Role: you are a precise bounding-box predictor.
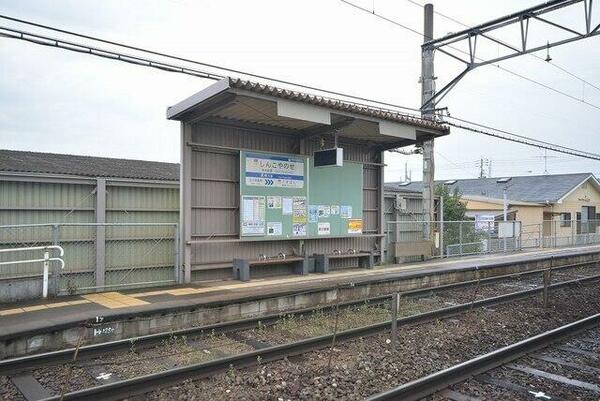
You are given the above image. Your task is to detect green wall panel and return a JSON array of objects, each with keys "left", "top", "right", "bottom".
[{"left": 239, "top": 150, "right": 363, "bottom": 241}]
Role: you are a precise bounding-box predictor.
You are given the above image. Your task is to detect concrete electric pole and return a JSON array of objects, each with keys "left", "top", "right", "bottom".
[{"left": 421, "top": 3, "right": 436, "bottom": 245}]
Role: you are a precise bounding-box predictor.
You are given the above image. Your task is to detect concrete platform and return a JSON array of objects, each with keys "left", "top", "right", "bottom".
[{"left": 2, "top": 245, "right": 600, "bottom": 358}]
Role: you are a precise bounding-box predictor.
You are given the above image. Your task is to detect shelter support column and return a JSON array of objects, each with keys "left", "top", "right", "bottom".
[
  {"left": 378, "top": 151, "right": 385, "bottom": 262},
  {"left": 180, "top": 123, "right": 193, "bottom": 283}
]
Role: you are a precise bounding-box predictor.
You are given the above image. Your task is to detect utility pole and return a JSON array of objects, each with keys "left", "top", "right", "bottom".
[{"left": 421, "top": 3, "right": 435, "bottom": 246}]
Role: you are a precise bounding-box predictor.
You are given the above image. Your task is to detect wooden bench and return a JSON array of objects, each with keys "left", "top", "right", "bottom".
[
  {"left": 233, "top": 255, "right": 309, "bottom": 282},
  {"left": 313, "top": 250, "right": 375, "bottom": 274}
]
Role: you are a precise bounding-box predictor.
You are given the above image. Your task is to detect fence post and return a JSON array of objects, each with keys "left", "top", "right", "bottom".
[
  {"left": 459, "top": 222, "right": 463, "bottom": 255},
  {"left": 174, "top": 224, "right": 181, "bottom": 284},
  {"left": 391, "top": 292, "right": 399, "bottom": 351},
  {"left": 42, "top": 250, "right": 49, "bottom": 299},
  {"left": 95, "top": 178, "right": 106, "bottom": 291},
  {"left": 51, "top": 224, "right": 60, "bottom": 296}
]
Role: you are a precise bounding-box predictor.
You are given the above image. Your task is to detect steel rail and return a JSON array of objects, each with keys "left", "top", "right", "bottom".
[
  {"left": 1, "top": 259, "right": 597, "bottom": 375},
  {"left": 366, "top": 313, "right": 600, "bottom": 401},
  {"left": 37, "top": 274, "right": 600, "bottom": 401}
]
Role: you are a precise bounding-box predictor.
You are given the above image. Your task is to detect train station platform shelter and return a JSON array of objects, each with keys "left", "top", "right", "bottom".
[{"left": 167, "top": 78, "right": 449, "bottom": 283}]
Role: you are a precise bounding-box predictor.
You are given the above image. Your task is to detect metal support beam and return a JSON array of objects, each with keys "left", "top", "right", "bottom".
[
  {"left": 298, "top": 117, "right": 354, "bottom": 140},
  {"left": 422, "top": 0, "right": 599, "bottom": 104},
  {"left": 379, "top": 151, "right": 385, "bottom": 262},
  {"left": 180, "top": 123, "right": 193, "bottom": 283},
  {"left": 95, "top": 178, "right": 106, "bottom": 291}
]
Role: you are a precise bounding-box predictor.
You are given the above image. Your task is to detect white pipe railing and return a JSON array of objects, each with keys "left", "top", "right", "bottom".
[{"left": 0, "top": 246, "right": 65, "bottom": 298}]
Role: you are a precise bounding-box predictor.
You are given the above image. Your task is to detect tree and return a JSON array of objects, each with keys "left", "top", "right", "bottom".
[
  {"left": 435, "top": 184, "right": 484, "bottom": 254},
  {"left": 435, "top": 184, "right": 467, "bottom": 221}
]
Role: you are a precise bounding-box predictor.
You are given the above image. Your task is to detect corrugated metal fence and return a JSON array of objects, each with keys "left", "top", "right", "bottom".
[{"left": 0, "top": 223, "right": 178, "bottom": 296}]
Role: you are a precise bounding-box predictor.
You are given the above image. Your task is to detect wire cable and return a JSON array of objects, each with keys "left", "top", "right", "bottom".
[
  {"left": 339, "top": 0, "right": 600, "bottom": 111},
  {"left": 0, "top": 14, "right": 425, "bottom": 116},
  {"left": 444, "top": 120, "right": 600, "bottom": 161},
  {"left": 403, "top": 0, "right": 600, "bottom": 95}
]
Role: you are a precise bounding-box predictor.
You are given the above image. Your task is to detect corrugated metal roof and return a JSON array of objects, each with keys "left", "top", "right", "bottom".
[
  {"left": 385, "top": 173, "right": 599, "bottom": 204},
  {"left": 0, "top": 149, "right": 179, "bottom": 181},
  {"left": 228, "top": 78, "right": 448, "bottom": 133}
]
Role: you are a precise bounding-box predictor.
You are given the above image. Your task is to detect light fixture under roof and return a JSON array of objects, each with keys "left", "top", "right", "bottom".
[
  {"left": 444, "top": 180, "right": 457, "bottom": 185},
  {"left": 397, "top": 182, "right": 411, "bottom": 186},
  {"left": 496, "top": 177, "right": 512, "bottom": 183}
]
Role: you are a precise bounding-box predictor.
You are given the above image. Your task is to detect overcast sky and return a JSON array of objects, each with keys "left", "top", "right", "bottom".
[{"left": 1, "top": 0, "right": 599, "bottom": 181}]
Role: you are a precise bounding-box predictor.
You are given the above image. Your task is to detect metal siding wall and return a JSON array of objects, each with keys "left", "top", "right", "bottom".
[{"left": 188, "top": 123, "right": 380, "bottom": 278}]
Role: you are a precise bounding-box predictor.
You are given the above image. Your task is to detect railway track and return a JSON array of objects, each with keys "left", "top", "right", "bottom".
[
  {"left": 1, "top": 259, "right": 597, "bottom": 375},
  {"left": 1, "top": 265, "right": 598, "bottom": 401},
  {"left": 367, "top": 315, "right": 600, "bottom": 401}
]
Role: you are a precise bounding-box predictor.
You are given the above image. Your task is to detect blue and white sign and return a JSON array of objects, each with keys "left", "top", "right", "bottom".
[{"left": 245, "top": 153, "right": 304, "bottom": 189}]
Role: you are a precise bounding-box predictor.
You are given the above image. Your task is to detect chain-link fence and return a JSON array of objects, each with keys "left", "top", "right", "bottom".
[
  {"left": 386, "top": 219, "right": 522, "bottom": 261},
  {"left": 0, "top": 223, "right": 179, "bottom": 297},
  {"left": 522, "top": 219, "right": 600, "bottom": 249}
]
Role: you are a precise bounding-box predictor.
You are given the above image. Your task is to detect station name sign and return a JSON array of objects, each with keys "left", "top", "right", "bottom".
[{"left": 245, "top": 153, "right": 304, "bottom": 189}]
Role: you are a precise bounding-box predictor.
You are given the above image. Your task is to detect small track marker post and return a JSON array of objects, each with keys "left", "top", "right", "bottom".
[
  {"left": 391, "top": 292, "right": 399, "bottom": 351},
  {"left": 327, "top": 286, "right": 340, "bottom": 372},
  {"left": 543, "top": 269, "right": 551, "bottom": 308},
  {"left": 470, "top": 266, "right": 481, "bottom": 312}
]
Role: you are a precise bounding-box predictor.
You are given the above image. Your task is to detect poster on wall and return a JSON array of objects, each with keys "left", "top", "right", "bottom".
[
  {"left": 347, "top": 219, "right": 363, "bottom": 234},
  {"left": 267, "top": 196, "right": 282, "bottom": 209},
  {"left": 267, "top": 222, "right": 283, "bottom": 236},
  {"left": 318, "top": 222, "right": 331, "bottom": 235},
  {"left": 308, "top": 205, "right": 318, "bottom": 223},
  {"left": 282, "top": 197, "right": 293, "bottom": 215},
  {"left": 245, "top": 153, "right": 304, "bottom": 188},
  {"left": 331, "top": 205, "right": 340, "bottom": 215},
  {"left": 341, "top": 205, "right": 353, "bottom": 219},
  {"left": 292, "top": 196, "right": 307, "bottom": 236},
  {"left": 241, "top": 196, "right": 266, "bottom": 235},
  {"left": 317, "top": 205, "right": 331, "bottom": 218}
]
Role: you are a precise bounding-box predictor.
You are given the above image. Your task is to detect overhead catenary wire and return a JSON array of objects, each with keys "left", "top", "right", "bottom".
[
  {"left": 339, "top": 0, "right": 600, "bottom": 111},
  {"left": 1, "top": 12, "right": 598, "bottom": 163},
  {"left": 0, "top": 14, "right": 425, "bottom": 116},
  {"left": 444, "top": 120, "right": 600, "bottom": 161},
  {"left": 403, "top": 0, "right": 600, "bottom": 95},
  {"left": 445, "top": 115, "right": 600, "bottom": 159}
]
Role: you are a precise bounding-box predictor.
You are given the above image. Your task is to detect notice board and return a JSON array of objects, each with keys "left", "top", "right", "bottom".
[{"left": 240, "top": 150, "right": 363, "bottom": 240}]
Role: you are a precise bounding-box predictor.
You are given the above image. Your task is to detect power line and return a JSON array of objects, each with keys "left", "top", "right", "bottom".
[
  {"left": 339, "top": 0, "right": 600, "bottom": 111},
  {"left": 404, "top": 0, "right": 600, "bottom": 95},
  {"left": 1, "top": 12, "right": 598, "bottom": 163},
  {"left": 0, "top": 14, "right": 425, "bottom": 116},
  {"left": 445, "top": 115, "right": 600, "bottom": 159},
  {"left": 444, "top": 119, "right": 600, "bottom": 161}
]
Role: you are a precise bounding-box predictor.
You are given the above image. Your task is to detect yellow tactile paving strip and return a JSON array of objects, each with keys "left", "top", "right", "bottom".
[
  {"left": 82, "top": 292, "right": 149, "bottom": 309},
  {"left": 0, "top": 300, "right": 91, "bottom": 316},
  {"left": 0, "top": 245, "right": 597, "bottom": 317}
]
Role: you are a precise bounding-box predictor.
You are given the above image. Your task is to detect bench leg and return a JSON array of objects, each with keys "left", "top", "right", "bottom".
[
  {"left": 314, "top": 254, "right": 329, "bottom": 274},
  {"left": 233, "top": 259, "right": 250, "bottom": 282},
  {"left": 360, "top": 253, "right": 374, "bottom": 269},
  {"left": 293, "top": 257, "right": 309, "bottom": 275}
]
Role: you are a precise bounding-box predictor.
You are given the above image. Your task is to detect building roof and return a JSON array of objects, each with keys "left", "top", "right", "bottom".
[
  {"left": 227, "top": 78, "right": 447, "bottom": 132},
  {"left": 386, "top": 173, "right": 600, "bottom": 204},
  {"left": 0, "top": 149, "right": 179, "bottom": 181},
  {"left": 167, "top": 78, "right": 448, "bottom": 150}
]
